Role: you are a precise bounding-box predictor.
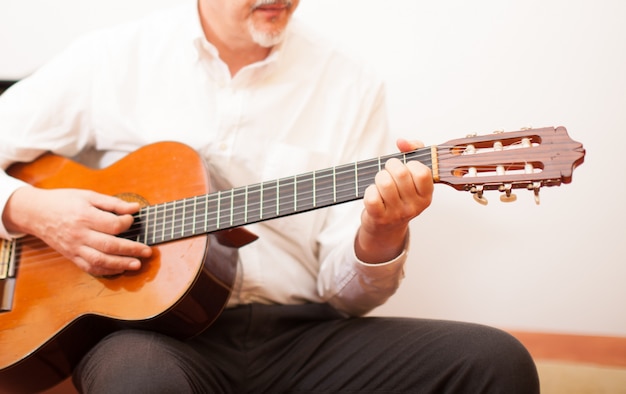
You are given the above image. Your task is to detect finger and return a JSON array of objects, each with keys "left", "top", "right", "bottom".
[
  {"left": 406, "top": 161, "right": 435, "bottom": 199},
  {"left": 396, "top": 138, "right": 425, "bottom": 152},
  {"left": 87, "top": 191, "right": 142, "bottom": 215},
  {"left": 362, "top": 184, "right": 386, "bottom": 219},
  {"left": 87, "top": 206, "right": 138, "bottom": 236},
  {"left": 384, "top": 158, "right": 417, "bottom": 202},
  {"left": 87, "top": 231, "right": 152, "bottom": 260},
  {"left": 78, "top": 243, "right": 145, "bottom": 275}
]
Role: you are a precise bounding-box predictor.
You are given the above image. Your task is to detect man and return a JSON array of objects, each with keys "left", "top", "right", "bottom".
[{"left": 0, "top": 0, "right": 539, "bottom": 392}]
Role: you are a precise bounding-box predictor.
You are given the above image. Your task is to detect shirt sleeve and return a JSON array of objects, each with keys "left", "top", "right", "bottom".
[
  {"left": 0, "top": 172, "right": 31, "bottom": 239},
  {"left": 315, "top": 73, "right": 410, "bottom": 316},
  {"left": 318, "top": 224, "right": 409, "bottom": 317},
  {"left": 0, "top": 34, "right": 98, "bottom": 239}
]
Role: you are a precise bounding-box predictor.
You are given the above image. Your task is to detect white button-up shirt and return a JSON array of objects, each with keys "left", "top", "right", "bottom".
[{"left": 0, "top": 4, "right": 407, "bottom": 316}]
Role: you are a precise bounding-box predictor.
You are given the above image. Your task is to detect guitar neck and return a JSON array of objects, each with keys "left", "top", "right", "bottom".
[{"left": 122, "top": 147, "right": 434, "bottom": 246}]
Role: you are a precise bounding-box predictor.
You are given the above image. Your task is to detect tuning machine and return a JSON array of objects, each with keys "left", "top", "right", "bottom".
[
  {"left": 470, "top": 185, "right": 488, "bottom": 205},
  {"left": 499, "top": 183, "right": 517, "bottom": 203},
  {"left": 527, "top": 182, "right": 541, "bottom": 205}
]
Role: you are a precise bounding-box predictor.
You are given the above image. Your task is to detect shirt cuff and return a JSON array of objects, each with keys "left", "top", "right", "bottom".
[
  {"left": 352, "top": 229, "right": 411, "bottom": 269},
  {"left": 0, "top": 171, "right": 31, "bottom": 239}
]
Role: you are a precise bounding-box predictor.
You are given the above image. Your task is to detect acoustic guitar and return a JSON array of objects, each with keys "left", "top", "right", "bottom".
[{"left": 0, "top": 126, "right": 585, "bottom": 393}]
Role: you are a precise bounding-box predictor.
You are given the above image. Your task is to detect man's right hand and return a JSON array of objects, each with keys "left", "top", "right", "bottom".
[{"left": 2, "top": 186, "right": 152, "bottom": 276}]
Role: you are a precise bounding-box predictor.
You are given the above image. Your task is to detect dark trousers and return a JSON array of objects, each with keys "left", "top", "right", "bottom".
[{"left": 73, "top": 303, "right": 539, "bottom": 393}]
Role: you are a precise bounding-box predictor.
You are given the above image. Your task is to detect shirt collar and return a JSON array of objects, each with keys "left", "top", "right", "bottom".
[{"left": 188, "top": 3, "right": 287, "bottom": 78}]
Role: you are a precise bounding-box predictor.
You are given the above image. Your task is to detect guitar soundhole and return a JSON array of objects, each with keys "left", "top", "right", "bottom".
[{"left": 115, "top": 192, "right": 150, "bottom": 207}]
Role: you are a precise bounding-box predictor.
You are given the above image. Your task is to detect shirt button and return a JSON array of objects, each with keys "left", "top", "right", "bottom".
[{"left": 219, "top": 142, "right": 228, "bottom": 151}]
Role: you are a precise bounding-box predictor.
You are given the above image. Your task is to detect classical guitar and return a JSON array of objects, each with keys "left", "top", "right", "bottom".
[{"left": 0, "top": 126, "right": 584, "bottom": 393}]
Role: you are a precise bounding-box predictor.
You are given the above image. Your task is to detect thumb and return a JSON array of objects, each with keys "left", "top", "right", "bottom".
[{"left": 396, "top": 138, "right": 425, "bottom": 153}]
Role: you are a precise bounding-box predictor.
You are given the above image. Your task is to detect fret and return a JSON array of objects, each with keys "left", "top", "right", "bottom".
[
  {"left": 293, "top": 175, "right": 298, "bottom": 211},
  {"left": 216, "top": 191, "right": 222, "bottom": 229},
  {"left": 191, "top": 196, "right": 197, "bottom": 235},
  {"left": 142, "top": 206, "right": 150, "bottom": 244},
  {"left": 277, "top": 176, "right": 295, "bottom": 216},
  {"left": 229, "top": 189, "right": 234, "bottom": 226},
  {"left": 149, "top": 205, "right": 159, "bottom": 244},
  {"left": 334, "top": 163, "right": 359, "bottom": 203},
  {"left": 332, "top": 166, "right": 337, "bottom": 203},
  {"left": 230, "top": 187, "right": 248, "bottom": 227},
  {"left": 313, "top": 168, "right": 334, "bottom": 208},
  {"left": 276, "top": 179, "right": 280, "bottom": 216},
  {"left": 170, "top": 201, "right": 177, "bottom": 240},
  {"left": 119, "top": 146, "right": 435, "bottom": 247},
  {"left": 160, "top": 202, "right": 168, "bottom": 243},
  {"left": 354, "top": 161, "right": 359, "bottom": 197},
  {"left": 203, "top": 194, "right": 209, "bottom": 233},
  {"left": 125, "top": 206, "right": 144, "bottom": 244},
  {"left": 260, "top": 180, "right": 278, "bottom": 220},
  {"left": 295, "top": 172, "right": 315, "bottom": 212},
  {"left": 245, "top": 183, "right": 263, "bottom": 224},
  {"left": 204, "top": 193, "right": 220, "bottom": 233},
  {"left": 356, "top": 157, "right": 379, "bottom": 197},
  {"left": 182, "top": 198, "right": 196, "bottom": 239},
  {"left": 180, "top": 199, "right": 186, "bottom": 238},
  {"left": 259, "top": 183, "right": 264, "bottom": 219},
  {"left": 312, "top": 170, "right": 316, "bottom": 207},
  {"left": 244, "top": 186, "right": 249, "bottom": 223},
  {"left": 193, "top": 195, "right": 207, "bottom": 234}
]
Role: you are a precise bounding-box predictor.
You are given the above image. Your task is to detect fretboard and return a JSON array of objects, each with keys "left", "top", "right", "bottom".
[{"left": 122, "top": 148, "right": 433, "bottom": 246}]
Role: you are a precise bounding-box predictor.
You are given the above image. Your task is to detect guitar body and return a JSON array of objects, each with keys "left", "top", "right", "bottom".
[{"left": 0, "top": 142, "right": 238, "bottom": 393}]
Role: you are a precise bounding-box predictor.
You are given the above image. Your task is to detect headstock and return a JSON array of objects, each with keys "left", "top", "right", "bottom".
[{"left": 433, "top": 126, "right": 585, "bottom": 205}]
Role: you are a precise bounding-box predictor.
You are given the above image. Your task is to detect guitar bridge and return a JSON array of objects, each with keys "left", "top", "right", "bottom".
[{"left": 0, "top": 239, "right": 17, "bottom": 312}]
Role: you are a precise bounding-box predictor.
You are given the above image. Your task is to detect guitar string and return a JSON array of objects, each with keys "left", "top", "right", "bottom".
[
  {"left": 8, "top": 144, "right": 542, "bottom": 256},
  {"left": 121, "top": 149, "right": 437, "bottom": 241},
  {"left": 5, "top": 143, "right": 546, "bottom": 265},
  {"left": 5, "top": 149, "right": 432, "bottom": 264},
  {"left": 120, "top": 145, "right": 541, "bottom": 242}
]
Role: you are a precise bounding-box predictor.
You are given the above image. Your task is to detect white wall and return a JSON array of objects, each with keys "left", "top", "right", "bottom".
[{"left": 1, "top": 0, "right": 624, "bottom": 336}]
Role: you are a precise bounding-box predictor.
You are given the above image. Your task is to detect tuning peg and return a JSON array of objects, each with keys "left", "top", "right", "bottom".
[
  {"left": 471, "top": 185, "right": 488, "bottom": 205},
  {"left": 499, "top": 184, "right": 517, "bottom": 203},
  {"left": 526, "top": 182, "right": 541, "bottom": 205},
  {"left": 532, "top": 182, "right": 541, "bottom": 205}
]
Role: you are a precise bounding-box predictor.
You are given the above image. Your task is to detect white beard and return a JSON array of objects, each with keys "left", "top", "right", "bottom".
[
  {"left": 248, "top": 0, "right": 293, "bottom": 47},
  {"left": 247, "top": 18, "right": 288, "bottom": 48}
]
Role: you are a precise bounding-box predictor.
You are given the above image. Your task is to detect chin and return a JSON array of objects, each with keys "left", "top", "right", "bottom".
[{"left": 248, "top": 21, "right": 288, "bottom": 47}]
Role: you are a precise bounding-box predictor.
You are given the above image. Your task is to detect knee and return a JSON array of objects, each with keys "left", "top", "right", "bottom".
[
  {"left": 73, "top": 330, "right": 195, "bottom": 394},
  {"left": 459, "top": 325, "right": 540, "bottom": 393}
]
